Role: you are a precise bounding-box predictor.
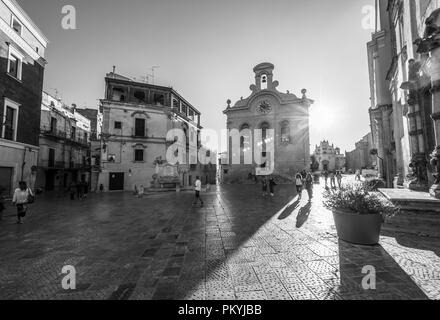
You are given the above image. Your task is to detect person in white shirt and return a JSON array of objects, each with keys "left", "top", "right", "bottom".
[
  {"left": 12, "top": 181, "right": 33, "bottom": 224},
  {"left": 193, "top": 176, "right": 204, "bottom": 207}
]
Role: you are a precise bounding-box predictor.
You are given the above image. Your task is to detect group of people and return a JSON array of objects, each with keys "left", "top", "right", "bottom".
[
  {"left": 68, "top": 180, "right": 89, "bottom": 200},
  {"left": 295, "top": 171, "right": 315, "bottom": 201},
  {"left": 322, "top": 170, "right": 343, "bottom": 189}
]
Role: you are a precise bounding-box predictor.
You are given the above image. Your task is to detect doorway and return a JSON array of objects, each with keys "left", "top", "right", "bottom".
[
  {"left": 45, "top": 170, "right": 56, "bottom": 191},
  {"left": 0, "top": 167, "right": 13, "bottom": 196},
  {"left": 109, "top": 172, "right": 124, "bottom": 191}
]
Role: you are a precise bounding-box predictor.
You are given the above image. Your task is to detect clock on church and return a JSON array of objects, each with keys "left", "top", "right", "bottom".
[{"left": 258, "top": 101, "right": 272, "bottom": 114}]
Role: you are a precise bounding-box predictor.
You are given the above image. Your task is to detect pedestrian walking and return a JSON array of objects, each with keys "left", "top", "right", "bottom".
[
  {"left": 305, "top": 172, "right": 314, "bottom": 201},
  {"left": 193, "top": 176, "right": 204, "bottom": 207},
  {"left": 262, "top": 178, "right": 268, "bottom": 197},
  {"left": 138, "top": 185, "right": 145, "bottom": 198},
  {"left": 323, "top": 170, "right": 329, "bottom": 188},
  {"left": 295, "top": 173, "right": 303, "bottom": 199},
  {"left": 269, "top": 177, "right": 277, "bottom": 197},
  {"left": 355, "top": 169, "right": 362, "bottom": 181},
  {"left": 12, "top": 181, "right": 34, "bottom": 224},
  {"left": 77, "top": 181, "right": 84, "bottom": 200},
  {"left": 330, "top": 171, "right": 337, "bottom": 189},
  {"left": 83, "top": 181, "right": 89, "bottom": 199},
  {"left": 69, "top": 181, "right": 77, "bottom": 200},
  {"left": 336, "top": 170, "right": 343, "bottom": 188},
  {"left": 99, "top": 184, "right": 104, "bottom": 192}
]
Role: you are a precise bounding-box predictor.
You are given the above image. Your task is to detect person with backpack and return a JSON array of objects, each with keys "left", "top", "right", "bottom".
[{"left": 12, "top": 181, "right": 34, "bottom": 224}]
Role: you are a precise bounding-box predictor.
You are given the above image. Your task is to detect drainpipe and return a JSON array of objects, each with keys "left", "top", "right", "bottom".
[{"left": 21, "top": 147, "right": 28, "bottom": 181}]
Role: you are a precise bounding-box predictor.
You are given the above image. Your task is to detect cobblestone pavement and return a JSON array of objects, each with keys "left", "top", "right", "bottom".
[{"left": 0, "top": 179, "right": 440, "bottom": 300}]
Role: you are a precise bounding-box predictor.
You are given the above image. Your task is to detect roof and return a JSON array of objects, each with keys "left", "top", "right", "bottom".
[
  {"left": 105, "top": 72, "right": 202, "bottom": 115},
  {"left": 7, "top": 0, "right": 49, "bottom": 45}
]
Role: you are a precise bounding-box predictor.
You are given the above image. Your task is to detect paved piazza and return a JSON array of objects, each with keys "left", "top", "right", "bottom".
[{"left": 1, "top": 180, "right": 440, "bottom": 300}]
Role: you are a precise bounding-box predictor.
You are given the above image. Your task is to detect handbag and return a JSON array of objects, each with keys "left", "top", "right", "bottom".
[{"left": 27, "top": 189, "right": 35, "bottom": 204}]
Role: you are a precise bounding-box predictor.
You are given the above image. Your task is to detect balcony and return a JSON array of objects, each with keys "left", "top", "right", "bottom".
[
  {"left": 38, "top": 160, "right": 66, "bottom": 169},
  {"left": 41, "top": 126, "right": 67, "bottom": 139}
]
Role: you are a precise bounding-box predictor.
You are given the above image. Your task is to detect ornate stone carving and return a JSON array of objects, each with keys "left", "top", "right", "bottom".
[
  {"left": 430, "top": 146, "right": 440, "bottom": 185},
  {"left": 430, "top": 146, "right": 440, "bottom": 199},
  {"left": 415, "top": 9, "right": 440, "bottom": 53},
  {"left": 407, "top": 155, "right": 429, "bottom": 190}
]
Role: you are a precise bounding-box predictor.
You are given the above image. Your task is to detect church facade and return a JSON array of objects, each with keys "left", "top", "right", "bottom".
[
  {"left": 222, "top": 63, "right": 313, "bottom": 182},
  {"left": 313, "top": 140, "right": 346, "bottom": 172}
]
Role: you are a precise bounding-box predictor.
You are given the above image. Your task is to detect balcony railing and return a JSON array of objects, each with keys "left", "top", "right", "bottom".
[
  {"left": 41, "top": 126, "right": 90, "bottom": 147},
  {"left": 41, "top": 126, "right": 67, "bottom": 139}
]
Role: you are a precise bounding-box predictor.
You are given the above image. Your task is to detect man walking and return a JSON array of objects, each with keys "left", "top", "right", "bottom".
[
  {"left": 193, "top": 176, "right": 204, "bottom": 207},
  {"left": 269, "top": 177, "right": 277, "bottom": 197},
  {"left": 323, "top": 170, "right": 329, "bottom": 188},
  {"left": 330, "top": 171, "right": 337, "bottom": 189},
  {"left": 336, "top": 171, "right": 343, "bottom": 188},
  {"left": 305, "top": 172, "right": 314, "bottom": 202},
  {"left": 295, "top": 173, "right": 303, "bottom": 199}
]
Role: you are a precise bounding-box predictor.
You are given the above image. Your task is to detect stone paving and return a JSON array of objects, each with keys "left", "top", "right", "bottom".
[{"left": 0, "top": 179, "right": 440, "bottom": 300}]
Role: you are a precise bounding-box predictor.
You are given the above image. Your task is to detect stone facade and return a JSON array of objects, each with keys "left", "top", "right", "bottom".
[
  {"left": 368, "top": 0, "right": 440, "bottom": 198},
  {"left": 0, "top": 0, "right": 48, "bottom": 196},
  {"left": 35, "top": 92, "right": 92, "bottom": 192},
  {"left": 222, "top": 63, "right": 313, "bottom": 182},
  {"left": 345, "top": 133, "right": 375, "bottom": 172},
  {"left": 313, "top": 141, "right": 346, "bottom": 172},
  {"left": 96, "top": 72, "right": 216, "bottom": 192}
]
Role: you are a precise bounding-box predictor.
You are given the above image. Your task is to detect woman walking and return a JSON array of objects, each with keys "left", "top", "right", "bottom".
[
  {"left": 305, "top": 173, "right": 314, "bottom": 202},
  {"left": 295, "top": 173, "right": 303, "bottom": 199},
  {"left": 12, "top": 181, "right": 33, "bottom": 224}
]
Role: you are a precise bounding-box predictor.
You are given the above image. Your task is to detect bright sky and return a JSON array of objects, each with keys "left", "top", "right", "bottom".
[{"left": 18, "top": 0, "right": 375, "bottom": 153}]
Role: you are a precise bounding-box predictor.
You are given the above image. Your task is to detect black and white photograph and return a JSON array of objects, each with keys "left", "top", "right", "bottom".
[{"left": 0, "top": 0, "right": 440, "bottom": 310}]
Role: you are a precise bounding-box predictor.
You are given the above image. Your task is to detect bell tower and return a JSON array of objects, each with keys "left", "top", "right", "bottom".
[{"left": 253, "top": 62, "right": 276, "bottom": 91}]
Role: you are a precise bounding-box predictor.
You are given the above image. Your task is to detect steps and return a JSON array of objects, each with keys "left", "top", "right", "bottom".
[{"left": 379, "top": 188, "right": 440, "bottom": 238}]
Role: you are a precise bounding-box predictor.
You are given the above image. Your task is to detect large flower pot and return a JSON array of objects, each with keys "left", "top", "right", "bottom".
[{"left": 332, "top": 209, "right": 383, "bottom": 245}]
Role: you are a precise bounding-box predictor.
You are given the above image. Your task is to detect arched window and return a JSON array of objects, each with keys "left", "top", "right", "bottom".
[{"left": 281, "top": 121, "right": 290, "bottom": 143}]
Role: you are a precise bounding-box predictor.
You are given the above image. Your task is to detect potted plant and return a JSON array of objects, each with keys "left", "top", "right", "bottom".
[{"left": 323, "top": 183, "right": 398, "bottom": 245}]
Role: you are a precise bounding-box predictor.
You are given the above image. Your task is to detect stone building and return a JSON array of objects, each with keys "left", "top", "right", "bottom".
[
  {"left": 35, "top": 92, "right": 92, "bottom": 191},
  {"left": 0, "top": 0, "right": 48, "bottom": 196},
  {"left": 96, "top": 71, "right": 216, "bottom": 192},
  {"left": 222, "top": 63, "right": 313, "bottom": 182},
  {"left": 313, "top": 141, "right": 346, "bottom": 172},
  {"left": 76, "top": 108, "right": 102, "bottom": 141},
  {"left": 345, "top": 133, "right": 376, "bottom": 172},
  {"left": 368, "top": 0, "right": 440, "bottom": 198}
]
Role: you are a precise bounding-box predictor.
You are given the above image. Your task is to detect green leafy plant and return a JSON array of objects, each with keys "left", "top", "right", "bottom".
[{"left": 323, "top": 183, "right": 399, "bottom": 219}]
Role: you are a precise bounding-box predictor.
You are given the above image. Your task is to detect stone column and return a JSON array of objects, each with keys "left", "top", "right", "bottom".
[{"left": 429, "top": 48, "right": 440, "bottom": 198}]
